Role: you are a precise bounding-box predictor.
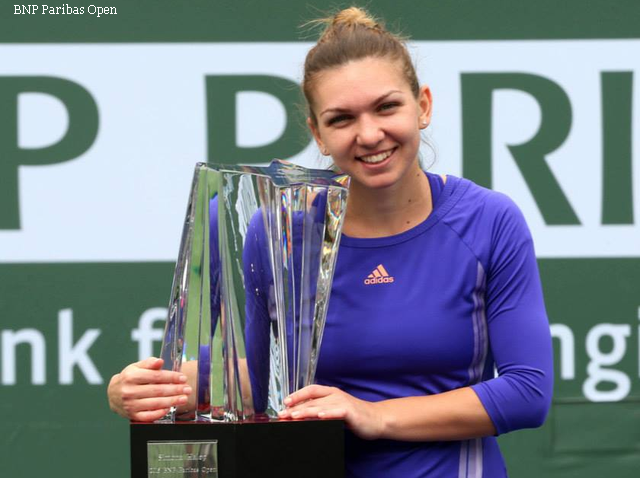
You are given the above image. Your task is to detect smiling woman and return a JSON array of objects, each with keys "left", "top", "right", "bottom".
[
  {"left": 302, "top": 8, "right": 434, "bottom": 238},
  {"left": 308, "top": 57, "right": 430, "bottom": 186},
  {"left": 278, "top": 7, "right": 554, "bottom": 478},
  {"left": 107, "top": 6, "right": 553, "bottom": 478},
  {"left": 306, "top": 56, "right": 433, "bottom": 237}
]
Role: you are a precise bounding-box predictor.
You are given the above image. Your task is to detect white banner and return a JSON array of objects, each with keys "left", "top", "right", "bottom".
[{"left": 0, "top": 41, "right": 638, "bottom": 261}]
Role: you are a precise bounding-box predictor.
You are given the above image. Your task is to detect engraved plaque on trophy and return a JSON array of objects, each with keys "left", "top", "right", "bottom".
[
  {"left": 130, "top": 160, "right": 349, "bottom": 478},
  {"left": 147, "top": 441, "right": 218, "bottom": 477}
]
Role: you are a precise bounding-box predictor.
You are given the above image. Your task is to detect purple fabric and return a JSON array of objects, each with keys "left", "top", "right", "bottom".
[{"left": 313, "top": 173, "right": 552, "bottom": 478}]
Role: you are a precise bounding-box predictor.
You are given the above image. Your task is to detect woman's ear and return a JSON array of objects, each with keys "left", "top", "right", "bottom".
[
  {"left": 418, "top": 85, "right": 433, "bottom": 129},
  {"left": 307, "top": 117, "right": 329, "bottom": 156}
]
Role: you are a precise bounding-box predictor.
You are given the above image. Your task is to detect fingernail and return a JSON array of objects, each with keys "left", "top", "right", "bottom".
[
  {"left": 178, "top": 395, "right": 188, "bottom": 404},
  {"left": 183, "top": 386, "right": 192, "bottom": 394},
  {"left": 291, "top": 411, "right": 300, "bottom": 418},
  {"left": 179, "top": 375, "right": 187, "bottom": 382},
  {"left": 284, "top": 397, "right": 292, "bottom": 405},
  {"left": 318, "top": 412, "right": 326, "bottom": 418}
]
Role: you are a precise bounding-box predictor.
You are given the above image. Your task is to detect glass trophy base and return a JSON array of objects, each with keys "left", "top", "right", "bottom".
[{"left": 130, "top": 419, "right": 345, "bottom": 478}]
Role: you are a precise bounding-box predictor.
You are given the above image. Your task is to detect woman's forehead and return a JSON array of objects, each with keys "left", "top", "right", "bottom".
[{"left": 312, "top": 57, "right": 411, "bottom": 110}]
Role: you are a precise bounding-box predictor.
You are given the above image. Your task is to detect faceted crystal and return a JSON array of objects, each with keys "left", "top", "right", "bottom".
[{"left": 159, "top": 160, "right": 349, "bottom": 422}]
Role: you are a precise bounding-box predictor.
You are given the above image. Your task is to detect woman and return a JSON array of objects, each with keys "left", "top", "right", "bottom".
[{"left": 109, "top": 7, "right": 553, "bottom": 477}]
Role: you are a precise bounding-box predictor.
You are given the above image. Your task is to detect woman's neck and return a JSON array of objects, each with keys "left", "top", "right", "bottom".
[{"left": 342, "top": 165, "right": 433, "bottom": 238}]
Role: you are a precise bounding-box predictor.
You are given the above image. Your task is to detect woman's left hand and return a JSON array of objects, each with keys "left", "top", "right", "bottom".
[{"left": 278, "top": 384, "right": 385, "bottom": 440}]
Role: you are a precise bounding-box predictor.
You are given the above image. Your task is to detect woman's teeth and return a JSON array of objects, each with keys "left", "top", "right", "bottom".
[{"left": 359, "top": 149, "right": 394, "bottom": 164}]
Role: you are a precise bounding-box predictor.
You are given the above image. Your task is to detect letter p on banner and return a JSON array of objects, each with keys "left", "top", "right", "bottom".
[
  {"left": 0, "top": 76, "right": 99, "bottom": 230},
  {"left": 206, "top": 75, "right": 306, "bottom": 165}
]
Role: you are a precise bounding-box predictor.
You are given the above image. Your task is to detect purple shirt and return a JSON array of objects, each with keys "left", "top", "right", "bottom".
[{"left": 313, "top": 173, "right": 553, "bottom": 478}]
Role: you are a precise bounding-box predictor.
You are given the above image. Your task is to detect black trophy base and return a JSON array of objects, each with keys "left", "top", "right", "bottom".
[{"left": 130, "top": 419, "right": 345, "bottom": 478}]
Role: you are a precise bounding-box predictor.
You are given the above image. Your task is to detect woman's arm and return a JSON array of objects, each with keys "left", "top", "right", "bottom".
[{"left": 278, "top": 384, "right": 494, "bottom": 441}]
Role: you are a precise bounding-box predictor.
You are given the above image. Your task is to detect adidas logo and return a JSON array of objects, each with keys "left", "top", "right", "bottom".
[{"left": 364, "top": 264, "right": 395, "bottom": 285}]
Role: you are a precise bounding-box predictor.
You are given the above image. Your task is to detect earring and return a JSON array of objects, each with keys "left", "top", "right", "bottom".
[
  {"left": 322, "top": 148, "right": 329, "bottom": 155},
  {"left": 420, "top": 120, "right": 428, "bottom": 128}
]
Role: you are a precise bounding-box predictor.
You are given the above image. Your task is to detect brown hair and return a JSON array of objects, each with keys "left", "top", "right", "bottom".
[{"left": 302, "top": 6, "right": 420, "bottom": 125}]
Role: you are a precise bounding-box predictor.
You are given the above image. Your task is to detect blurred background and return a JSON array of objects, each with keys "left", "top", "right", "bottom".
[{"left": 1, "top": 1, "right": 639, "bottom": 476}]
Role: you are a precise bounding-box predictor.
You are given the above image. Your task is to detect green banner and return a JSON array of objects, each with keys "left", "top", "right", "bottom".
[
  {"left": 2, "top": 0, "right": 639, "bottom": 42},
  {"left": 1, "top": 2, "right": 639, "bottom": 477}
]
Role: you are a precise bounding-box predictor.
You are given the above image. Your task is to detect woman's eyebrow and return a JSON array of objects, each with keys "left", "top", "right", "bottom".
[{"left": 319, "top": 90, "right": 403, "bottom": 117}]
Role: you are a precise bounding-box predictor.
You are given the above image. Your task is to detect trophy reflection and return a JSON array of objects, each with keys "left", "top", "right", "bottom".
[{"left": 159, "top": 160, "right": 349, "bottom": 422}]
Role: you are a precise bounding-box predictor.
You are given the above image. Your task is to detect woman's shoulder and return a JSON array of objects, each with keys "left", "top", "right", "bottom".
[
  {"left": 440, "top": 175, "right": 525, "bottom": 221},
  {"left": 435, "top": 175, "right": 533, "bottom": 262}
]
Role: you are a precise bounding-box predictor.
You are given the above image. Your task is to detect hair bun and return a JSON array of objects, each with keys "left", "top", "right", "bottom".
[{"left": 333, "top": 7, "right": 379, "bottom": 29}]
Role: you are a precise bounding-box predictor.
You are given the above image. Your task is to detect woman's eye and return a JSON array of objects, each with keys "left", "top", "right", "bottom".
[
  {"left": 378, "top": 102, "right": 399, "bottom": 112},
  {"left": 327, "top": 115, "right": 350, "bottom": 126}
]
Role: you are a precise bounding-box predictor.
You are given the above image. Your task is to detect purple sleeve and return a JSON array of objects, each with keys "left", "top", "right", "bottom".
[{"left": 471, "top": 197, "right": 554, "bottom": 435}]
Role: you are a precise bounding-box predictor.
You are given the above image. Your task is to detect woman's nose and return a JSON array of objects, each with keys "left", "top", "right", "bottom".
[{"left": 355, "top": 116, "right": 384, "bottom": 147}]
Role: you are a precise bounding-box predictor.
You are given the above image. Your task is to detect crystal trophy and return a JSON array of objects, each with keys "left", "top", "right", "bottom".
[{"left": 130, "top": 160, "right": 349, "bottom": 478}]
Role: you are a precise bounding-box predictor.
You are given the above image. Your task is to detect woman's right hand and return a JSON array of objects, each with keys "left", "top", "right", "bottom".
[{"left": 107, "top": 357, "right": 192, "bottom": 422}]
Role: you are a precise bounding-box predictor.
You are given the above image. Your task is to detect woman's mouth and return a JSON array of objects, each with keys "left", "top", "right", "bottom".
[{"left": 357, "top": 147, "right": 397, "bottom": 164}]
